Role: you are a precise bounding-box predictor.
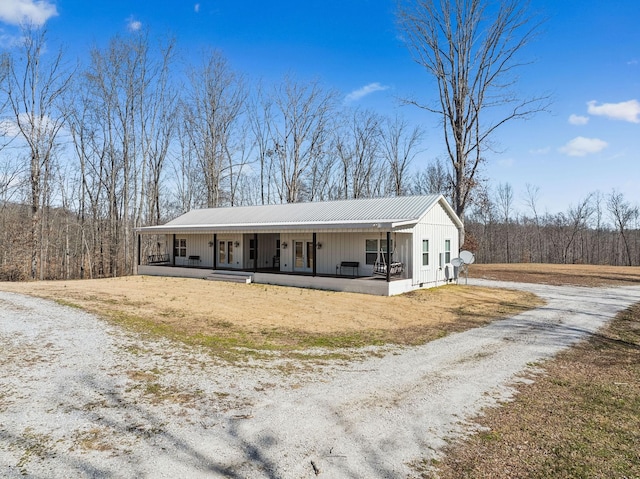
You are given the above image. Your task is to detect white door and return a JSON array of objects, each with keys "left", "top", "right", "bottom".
[{"left": 293, "top": 240, "right": 313, "bottom": 272}]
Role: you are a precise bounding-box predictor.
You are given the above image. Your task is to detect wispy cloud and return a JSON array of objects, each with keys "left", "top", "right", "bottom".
[
  {"left": 559, "top": 136, "right": 608, "bottom": 157},
  {"left": 0, "top": 29, "right": 23, "bottom": 48},
  {"left": 127, "top": 16, "right": 142, "bottom": 32},
  {"left": 568, "top": 114, "right": 589, "bottom": 126},
  {"left": 194, "top": 3, "right": 200, "bottom": 13},
  {"left": 587, "top": 99, "right": 640, "bottom": 123},
  {"left": 345, "top": 82, "right": 389, "bottom": 103},
  {"left": 0, "top": 0, "right": 57, "bottom": 26},
  {"left": 627, "top": 59, "right": 638, "bottom": 66},
  {"left": 529, "top": 146, "right": 551, "bottom": 155}
]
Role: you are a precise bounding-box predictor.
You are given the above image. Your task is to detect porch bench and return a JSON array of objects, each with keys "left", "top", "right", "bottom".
[
  {"left": 339, "top": 261, "right": 359, "bottom": 277},
  {"left": 188, "top": 255, "right": 201, "bottom": 266},
  {"left": 147, "top": 253, "right": 169, "bottom": 264}
]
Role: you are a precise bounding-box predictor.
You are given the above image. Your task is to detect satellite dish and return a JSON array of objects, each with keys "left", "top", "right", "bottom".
[
  {"left": 451, "top": 257, "right": 464, "bottom": 267},
  {"left": 460, "top": 250, "right": 475, "bottom": 264}
]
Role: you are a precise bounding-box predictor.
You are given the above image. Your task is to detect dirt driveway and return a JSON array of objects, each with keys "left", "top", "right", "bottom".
[{"left": 2, "top": 279, "right": 640, "bottom": 478}]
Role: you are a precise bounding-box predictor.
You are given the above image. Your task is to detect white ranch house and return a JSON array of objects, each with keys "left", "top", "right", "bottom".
[{"left": 136, "top": 194, "right": 463, "bottom": 296}]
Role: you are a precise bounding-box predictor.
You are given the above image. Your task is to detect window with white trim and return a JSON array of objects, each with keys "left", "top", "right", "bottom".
[
  {"left": 444, "top": 239, "right": 451, "bottom": 263},
  {"left": 422, "top": 239, "right": 429, "bottom": 266},
  {"left": 176, "top": 238, "right": 186, "bottom": 257}
]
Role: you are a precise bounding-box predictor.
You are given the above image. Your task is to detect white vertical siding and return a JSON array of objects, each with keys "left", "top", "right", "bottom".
[
  {"left": 172, "top": 234, "right": 215, "bottom": 267},
  {"left": 411, "top": 201, "right": 460, "bottom": 286}
]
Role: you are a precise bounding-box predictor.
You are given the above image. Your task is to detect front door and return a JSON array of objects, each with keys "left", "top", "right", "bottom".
[{"left": 293, "top": 240, "right": 313, "bottom": 272}]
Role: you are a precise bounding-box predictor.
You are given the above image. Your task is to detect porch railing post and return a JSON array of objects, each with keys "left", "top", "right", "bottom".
[
  {"left": 213, "top": 233, "right": 217, "bottom": 270},
  {"left": 253, "top": 233, "right": 258, "bottom": 273},
  {"left": 386, "top": 231, "right": 391, "bottom": 283},
  {"left": 312, "top": 232, "right": 317, "bottom": 277},
  {"left": 172, "top": 234, "right": 176, "bottom": 266}
]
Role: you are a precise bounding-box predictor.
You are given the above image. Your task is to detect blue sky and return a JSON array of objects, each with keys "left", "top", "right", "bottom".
[{"left": 1, "top": 0, "right": 638, "bottom": 215}]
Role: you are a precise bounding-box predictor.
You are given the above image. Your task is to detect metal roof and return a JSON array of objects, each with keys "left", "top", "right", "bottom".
[{"left": 137, "top": 195, "right": 463, "bottom": 233}]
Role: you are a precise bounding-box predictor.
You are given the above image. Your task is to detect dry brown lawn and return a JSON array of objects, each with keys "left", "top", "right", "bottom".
[
  {"left": 0, "top": 275, "right": 540, "bottom": 351},
  {"left": 429, "top": 302, "right": 640, "bottom": 479}
]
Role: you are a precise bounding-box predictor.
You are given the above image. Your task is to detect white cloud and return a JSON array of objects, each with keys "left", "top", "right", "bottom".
[
  {"left": 627, "top": 59, "right": 638, "bottom": 65},
  {"left": 0, "top": 0, "right": 57, "bottom": 26},
  {"left": 345, "top": 82, "right": 389, "bottom": 103},
  {"left": 587, "top": 99, "right": 640, "bottom": 123},
  {"left": 127, "top": 16, "right": 142, "bottom": 32},
  {"left": 559, "top": 136, "right": 608, "bottom": 157},
  {"left": 194, "top": 3, "right": 200, "bottom": 13},
  {"left": 568, "top": 114, "right": 589, "bottom": 125}
]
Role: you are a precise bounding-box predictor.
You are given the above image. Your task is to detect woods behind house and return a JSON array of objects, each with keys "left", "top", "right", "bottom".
[{"left": 0, "top": 28, "right": 638, "bottom": 281}]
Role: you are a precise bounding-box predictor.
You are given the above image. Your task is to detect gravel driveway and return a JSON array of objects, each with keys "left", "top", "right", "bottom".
[{"left": 1, "top": 279, "right": 639, "bottom": 478}]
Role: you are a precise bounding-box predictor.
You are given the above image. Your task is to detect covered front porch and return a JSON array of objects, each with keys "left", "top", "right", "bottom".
[{"left": 136, "top": 229, "right": 410, "bottom": 285}]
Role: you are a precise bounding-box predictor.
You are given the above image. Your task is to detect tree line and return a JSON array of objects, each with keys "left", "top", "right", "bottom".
[
  {"left": 0, "top": 27, "right": 436, "bottom": 281},
  {"left": 466, "top": 184, "right": 640, "bottom": 267}
]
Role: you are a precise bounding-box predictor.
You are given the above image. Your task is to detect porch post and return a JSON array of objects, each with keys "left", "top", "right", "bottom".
[
  {"left": 172, "top": 234, "right": 176, "bottom": 266},
  {"left": 253, "top": 233, "right": 258, "bottom": 272},
  {"left": 137, "top": 233, "right": 141, "bottom": 267},
  {"left": 213, "top": 233, "right": 217, "bottom": 270},
  {"left": 312, "top": 232, "right": 317, "bottom": 277},
  {"left": 386, "top": 231, "right": 391, "bottom": 283}
]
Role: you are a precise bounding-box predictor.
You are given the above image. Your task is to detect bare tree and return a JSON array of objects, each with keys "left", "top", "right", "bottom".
[
  {"left": 607, "top": 190, "right": 638, "bottom": 266},
  {"left": 4, "top": 26, "right": 72, "bottom": 279},
  {"left": 268, "top": 76, "right": 337, "bottom": 203},
  {"left": 248, "top": 83, "right": 273, "bottom": 205},
  {"left": 334, "top": 108, "right": 382, "bottom": 199},
  {"left": 496, "top": 182, "right": 514, "bottom": 262},
  {"left": 412, "top": 158, "right": 450, "bottom": 198},
  {"left": 184, "top": 50, "right": 247, "bottom": 208},
  {"left": 381, "top": 115, "right": 423, "bottom": 196},
  {"left": 398, "top": 0, "right": 549, "bottom": 241}
]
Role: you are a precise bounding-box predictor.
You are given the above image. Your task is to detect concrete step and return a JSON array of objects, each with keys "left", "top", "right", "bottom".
[{"left": 206, "top": 272, "right": 252, "bottom": 284}]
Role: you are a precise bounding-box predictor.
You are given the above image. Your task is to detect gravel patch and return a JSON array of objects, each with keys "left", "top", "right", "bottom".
[{"left": 1, "top": 279, "right": 639, "bottom": 478}]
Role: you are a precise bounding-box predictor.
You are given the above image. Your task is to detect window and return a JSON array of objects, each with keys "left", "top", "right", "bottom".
[
  {"left": 176, "top": 238, "right": 186, "bottom": 257},
  {"left": 444, "top": 239, "right": 451, "bottom": 264},
  {"left": 276, "top": 239, "right": 281, "bottom": 258},
  {"left": 422, "top": 239, "right": 429, "bottom": 266},
  {"left": 227, "top": 241, "right": 234, "bottom": 263},
  {"left": 365, "top": 239, "right": 378, "bottom": 265},
  {"left": 219, "top": 241, "right": 226, "bottom": 264},
  {"left": 365, "top": 238, "right": 392, "bottom": 265},
  {"left": 249, "top": 238, "right": 256, "bottom": 260}
]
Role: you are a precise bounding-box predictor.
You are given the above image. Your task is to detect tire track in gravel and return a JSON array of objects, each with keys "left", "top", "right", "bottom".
[{"left": 1, "top": 281, "right": 640, "bottom": 478}]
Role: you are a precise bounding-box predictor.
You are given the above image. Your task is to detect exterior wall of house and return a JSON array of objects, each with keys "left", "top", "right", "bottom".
[
  {"left": 172, "top": 234, "right": 214, "bottom": 267},
  {"left": 170, "top": 233, "right": 245, "bottom": 269},
  {"left": 410, "top": 201, "right": 460, "bottom": 286},
  {"left": 278, "top": 231, "right": 412, "bottom": 277}
]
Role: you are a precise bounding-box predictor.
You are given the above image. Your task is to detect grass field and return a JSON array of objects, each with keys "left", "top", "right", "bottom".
[
  {"left": 427, "top": 301, "right": 640, "bottom": 479},
  {"left": 0, "top": 274, "right": 540, "bottom": 355}
]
